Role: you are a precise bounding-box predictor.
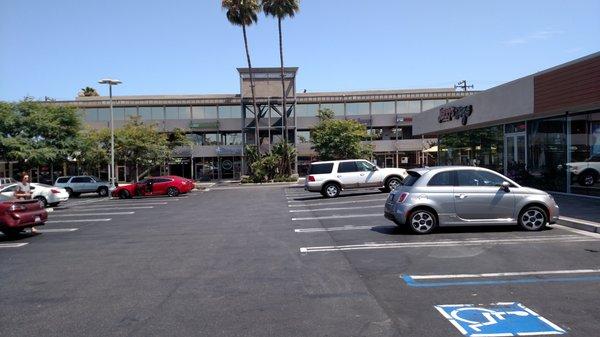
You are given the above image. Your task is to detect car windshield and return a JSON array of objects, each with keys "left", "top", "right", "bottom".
[{"left": 0, "top": 194, "right": 13, "bottom": 201}]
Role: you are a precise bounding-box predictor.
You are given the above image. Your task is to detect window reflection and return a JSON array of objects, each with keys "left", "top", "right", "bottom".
[
  {"left": 438, "top": 126, "right": 504, "bottom": 172},
  {"left": 192, "top": 106, "right": 218, "bottom": 119},
  {"left": 296, "top": 104, "right": 319, "bottom": 117},
  {"left": 397, "top": 100, "right": 421, "bottom": 114},
  {"left": 371, "top": 101, "right": 395, "bottom": 115},
  {"left": 346, "top": 102, "right": 369, "bottom": 116}
]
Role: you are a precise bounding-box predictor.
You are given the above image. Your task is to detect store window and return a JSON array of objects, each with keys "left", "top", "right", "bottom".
[
  {"left": 192, "top": 106, "right": 218, "bottom": 119},
  {"left": 202, "top": 133, "right": 220, "bottom": 145},
  {"left": 397, "top": 100, "right": 421, "bottom": 114},
  {"left": 438, "top": 125, "right": 504, "bottom": 172},
  {"left": 527, "top": 116, "right": 567, "bottom": 192},
  {"left": 367, "top": 128, "right": 383, "bottom": 140},
  {"left": 296, "top": 104, "right": 319, "bottom": 117},
  {"left": 297, "top": 130, "right": 311, "bottom": 143},
  {"left": 218, "top": 105, "right": 240, "bottom": 119},
  {"left": 97, "top": 108, "right": 110, "bottom": 121},
  {"left": 371, "top": 101, "right": 395, "bottom": 115},
  {"left": 221, "top": 132, "right": 242, "bottom": 145},
  {"left": 346, "top": 102, "right": 370, "bottom": 116},
  {"left": 422, "top": 99, "right": 447, "bottom": 111},
  {"left": 568, "top": 111, "right": 600, "bottom": 196},
  {"left": 166, "top": 106, "right": 190, "bottom": 119},
  {"left": 320, "top": 103, "right": 344, "bottom": 117},
  {"left": 85, "top": 108, "right": 98, "bottom": 122},
  {"left": 138, "top": 107, "right": 152, "bottom": 120}
]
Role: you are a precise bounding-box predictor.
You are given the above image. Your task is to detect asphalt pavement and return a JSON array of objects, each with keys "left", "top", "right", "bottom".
[{"left": 1, "top": 187, "right": 599, "bottom": 336}]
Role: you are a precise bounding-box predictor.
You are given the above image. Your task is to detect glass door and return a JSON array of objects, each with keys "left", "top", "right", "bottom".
[{"left": 504, "top": 132, "right": 526, "bottom": 182}]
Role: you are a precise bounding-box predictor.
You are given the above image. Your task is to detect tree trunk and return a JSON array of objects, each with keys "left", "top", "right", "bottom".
[
  {"left": 242, "top": 24, "right": 260, "bottom": 150},
  {"left": 278, "top": 18, "right": 292, "bottom": 176}
]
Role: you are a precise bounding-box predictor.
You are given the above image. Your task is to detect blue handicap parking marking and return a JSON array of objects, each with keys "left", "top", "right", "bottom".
[{"left": 434, "top": 302, "right": 566, "bottom": 336}]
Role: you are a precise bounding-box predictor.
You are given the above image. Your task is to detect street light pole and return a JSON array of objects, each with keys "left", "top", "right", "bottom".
[{"left": 98, "top": 78, "right": 122, "bottom": 188}]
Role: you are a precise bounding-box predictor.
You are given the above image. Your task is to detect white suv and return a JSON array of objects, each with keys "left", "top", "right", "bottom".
[
  {"left": 304, "top": 159, "right": 408, "bottom": 198},
  {"left": 566, "top": 154, "right": 600, "bottom": 186}
]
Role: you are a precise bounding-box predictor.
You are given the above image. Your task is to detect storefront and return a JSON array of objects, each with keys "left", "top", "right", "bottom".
[{"left": 414, "top": 52, "right": 600, "bottom": 196}]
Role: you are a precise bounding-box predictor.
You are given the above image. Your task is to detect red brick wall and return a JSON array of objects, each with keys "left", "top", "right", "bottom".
[{"left": 534, "top": 55, "right": 600, "bottom": 114}]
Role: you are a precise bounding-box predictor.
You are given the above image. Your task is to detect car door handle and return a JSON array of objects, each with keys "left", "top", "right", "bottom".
[
  {"left": 337, "top": 175, "right": 342, "bottom": 178},
  {"left": 454, "top": 194, "right": 467, "bottom": 199},
  {"left": 360, "top": 173, "right": 365, "bottom": 176}
]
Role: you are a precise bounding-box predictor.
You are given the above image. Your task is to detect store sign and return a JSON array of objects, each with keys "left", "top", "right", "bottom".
[
  {"left": 396, "top": 117, "right": 413, "bottom": 123},
  {"left": 438, "top": 105, "right": 473, "bottom": 125}
]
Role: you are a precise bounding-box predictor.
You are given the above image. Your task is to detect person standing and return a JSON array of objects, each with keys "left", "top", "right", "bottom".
[{"left": 14, "top": 173, "right": 38, "bottom": 234}]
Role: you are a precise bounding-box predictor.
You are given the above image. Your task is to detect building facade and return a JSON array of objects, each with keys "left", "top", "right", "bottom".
[
  {"left": 414, "top": 52, "right": 600, "bottom": 197},
  {"left": 51, "top": 67, "right": 473, "bottom": 181}
]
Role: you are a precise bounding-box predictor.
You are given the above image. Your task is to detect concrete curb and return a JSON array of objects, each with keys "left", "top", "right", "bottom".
[{"left": 556, "top": 217, "right": 600, "bottom": 234}]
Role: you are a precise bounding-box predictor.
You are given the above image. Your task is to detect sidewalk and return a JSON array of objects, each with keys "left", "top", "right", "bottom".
[{"left": 552, "top": 193, "right": 600, "bottom": 234}]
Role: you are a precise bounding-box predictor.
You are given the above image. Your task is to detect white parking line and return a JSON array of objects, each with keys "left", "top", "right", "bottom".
[
  {"left": 409, "top": 268, "right": 600, "bottom": 280},
  {"left": 294, "top": 225, "right": 383, "bottom": 233},
  {"left": 288, "top": 198, "right": 387, "bottom": 207},
  {"left": 292, "top": 213, "right": 382, "bottom": 221},
  {"left": 299, "top": 235, "right": 594, "bottom": 253},
  {"left": 67, "top": 206, "right": 154, "bottom": 211},
  {"left": 96, "top": 202, "right": 168, "bottom": 206},
  {"left": 51, "top": 212, "right": 134, "bottom": 217},
  {"left": 0, "top": 243, "right": 29, "bottom": 248},
  {"left": 37, "top": 228, "right": 79, "bottom": 233},
  {"left": 47, "top": 218, "right": 111, "bottom": 223},
  {"left": 289, "top": 205, "right": 382, "bottom": 213}
]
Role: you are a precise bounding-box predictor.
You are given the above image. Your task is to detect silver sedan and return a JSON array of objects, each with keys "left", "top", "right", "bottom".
[{"left": 384, "top": 166, "right": 559, "bottom": 234}]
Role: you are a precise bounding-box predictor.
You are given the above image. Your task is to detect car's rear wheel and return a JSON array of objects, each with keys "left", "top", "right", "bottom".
[
  {"left": 578, "top": 170, "right": 597, "bottom": 186},
  {"left": 167, "top": 187, "right": 180, "bottom": 197},
  {"left": 119, "top": 190, "right": 130, "bottom": 199},
  {"left": 518, "top": 206, "right": 547, "bottom": 231},
  {"left": 384, "top": 177, "right": 402, "bottom": 192},
  {"left": 34, "top": 196, "right": 48, "bottom": 208},
  {"left": 408, "top": 209, "right": 437, "bottom": 234},
  {"left": 97, "top": 187, "right": 108, "bottom": 197},
  {"left": 49, "top": 202, "right": 59, "bottom": 207},
  {"left": 322, "top": 183, "right": 340, "bottom": 198}
]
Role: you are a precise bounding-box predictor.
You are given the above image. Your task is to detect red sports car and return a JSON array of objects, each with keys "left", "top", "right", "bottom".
[
  {"left": 111, "top": 175, "right": 194, "bottom": 199},
  {"left": 0, "top": 195, "right": 47, "bottom": 237}
]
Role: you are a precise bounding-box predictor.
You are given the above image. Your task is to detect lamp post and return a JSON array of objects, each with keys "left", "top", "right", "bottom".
[{"left": 98, "top": 78, "right": 122, "bottom": 188}]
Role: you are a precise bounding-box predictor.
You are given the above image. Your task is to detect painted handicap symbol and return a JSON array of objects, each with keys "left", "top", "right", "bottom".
[{"left": 435, "top": 302, "right": 566, "bottom": 336}]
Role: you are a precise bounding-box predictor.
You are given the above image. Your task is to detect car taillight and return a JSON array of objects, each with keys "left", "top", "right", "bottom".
[
  {"left": 9, "top": 204, "right": 27, "bottom": 212},
  {"left": 397, "top": 192, "right": 409, "bottom": 203},
  {"left": 51, "top": 189, "right": 60, "bottom": 194},
  {"left": 308, "top": 175, "right": 315, "bottom": 182}
]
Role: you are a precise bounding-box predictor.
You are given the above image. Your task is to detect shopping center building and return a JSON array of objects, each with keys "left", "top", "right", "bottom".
[
  {"left": 49, "top": 67, "right": 473, "bottom": 181},
  {"left": 414, "top": 52, "right": 600, "bottom": 196}
]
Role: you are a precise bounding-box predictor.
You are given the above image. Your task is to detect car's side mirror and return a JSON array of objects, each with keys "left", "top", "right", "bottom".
[
  {"left": 372, "top": 166, "right": 378, "bottom": 171},
  {"left": 501, "top": 181, "right": 510, "bottom": 192},
  {"left": 30, "top": 186, "right": 36, "bottom": 190}
]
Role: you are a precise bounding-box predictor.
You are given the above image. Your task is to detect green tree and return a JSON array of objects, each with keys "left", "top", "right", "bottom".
[
  {"left": 0, "top": 99, "right": 82, "bottom": 170},
  {"left": 310, "top": 108, "right": 372, "bottom": 160},
  {"left": 222, "top": 0, "right": 261, "bottom": 147},
  {"left": 78, "top": 87, "right": 99, "bottom": 97},
  {"left": 262, "top": 0, "right": 300, "bottom": 155}
]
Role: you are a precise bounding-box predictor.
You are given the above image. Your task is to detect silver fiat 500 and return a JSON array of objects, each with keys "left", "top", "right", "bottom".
[{"left": 384, "top": 166, "right": 559, "bottom": 234}]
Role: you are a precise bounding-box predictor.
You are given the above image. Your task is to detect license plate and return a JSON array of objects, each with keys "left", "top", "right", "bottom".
[{"left": 34, "top": 216, "right": 41, "bottom": 223}]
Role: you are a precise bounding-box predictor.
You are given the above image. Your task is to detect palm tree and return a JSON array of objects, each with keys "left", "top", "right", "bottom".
[
  {"left": 79, "top": 86, "right": 99, "bottom": 97},
  {"left": 222, "top": 0, "right": 261, "bottom": 149},
  {"left": 262, "top": 0, "right": 299, "bottom": 175}
]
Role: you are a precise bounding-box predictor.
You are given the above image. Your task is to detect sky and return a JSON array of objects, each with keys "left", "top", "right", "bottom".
[{"left": 1, "top": 0, "right": 599, "bottom": 101}]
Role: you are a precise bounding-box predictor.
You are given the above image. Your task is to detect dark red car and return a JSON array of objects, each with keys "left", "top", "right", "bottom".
[
  {"left": 0, "top": 195, "right": 47, "bottom": 237},
  {"left": 111, "top": 175, "right": 194, "bottom": 199}
]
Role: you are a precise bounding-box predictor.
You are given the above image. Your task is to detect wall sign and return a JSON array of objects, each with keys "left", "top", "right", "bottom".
[{"left": 438, "top": 105, "right": 473, "bottom": 125}]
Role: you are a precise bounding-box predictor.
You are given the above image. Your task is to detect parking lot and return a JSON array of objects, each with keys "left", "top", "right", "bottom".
[{"left": 1, "top": 186, "right": 599, "bottom": 336}]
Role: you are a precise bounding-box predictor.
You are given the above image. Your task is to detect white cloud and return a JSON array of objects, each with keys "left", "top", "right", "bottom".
[{"left": 504, "top": 30, "right": 564, "bottom": 46}]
